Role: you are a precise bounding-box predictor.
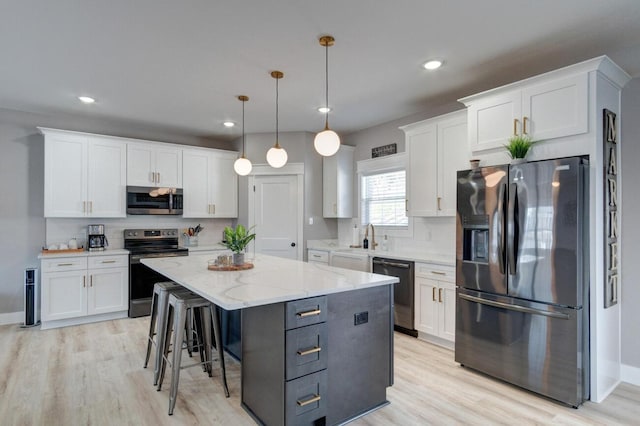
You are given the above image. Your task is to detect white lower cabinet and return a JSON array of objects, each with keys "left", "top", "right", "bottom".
[
  {"left": 41, "top": 254, "right": 129, "bottom": 329},
  {"left": 415, "top": 262, "right": 456, "bottom": 345}
]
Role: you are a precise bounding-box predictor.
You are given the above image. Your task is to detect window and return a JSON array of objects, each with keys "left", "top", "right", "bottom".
[
  {"left": 360, "top": 171, "right": 408, "bottom": 228},
  {"left": 357, "top": 153, "right": 411, "bottom": 236}
]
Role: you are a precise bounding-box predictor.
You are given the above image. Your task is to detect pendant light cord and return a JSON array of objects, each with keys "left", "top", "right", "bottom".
[
  {"left": 275, "top": 76, "right": 280, "bottom": 148},
  {"left": 324, "top": 41, "right": 330, "bottom": 130},
  {"left": 242, "top": 98, "right": 246, "bottom": 157}
]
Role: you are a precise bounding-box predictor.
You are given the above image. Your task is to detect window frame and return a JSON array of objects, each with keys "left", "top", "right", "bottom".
[{"left": 356, "top": 153, "right": 413, "bottom": 238}]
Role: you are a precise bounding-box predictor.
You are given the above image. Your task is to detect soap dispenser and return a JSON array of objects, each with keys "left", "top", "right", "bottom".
[{"left": 382, "top": 235, "right": 389, "bottom": 251}]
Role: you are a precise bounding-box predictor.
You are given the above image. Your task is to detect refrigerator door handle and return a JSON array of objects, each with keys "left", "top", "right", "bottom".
[
  {"left": 497, "top": 184, "right": 507, "bottom": 274},
  {"left": 507, "top": 183, "right": 520, "bottom": 275},
  {"left": 458, "top": 293, "right": 571, "bottom": 320}
]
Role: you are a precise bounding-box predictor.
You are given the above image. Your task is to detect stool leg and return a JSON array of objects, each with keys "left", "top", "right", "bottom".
[
  {"left": 192, "top": 307, "right": 209, "bottom": 374},
  {"left": 144, "top": 289, "right": 159, "bottom": 368},
  {"left": 153, "top": 290, "right": 171, "bottom": 386},
  {"left": 211, "top": 305, "right": 230, "bottom": 397},
  {"left": 157, "top": 303, "right": 174, "bottom": 392},
  {"left": 186, "top": 309, "right": 194, "bottom": 357},
  {"left": 168, "top": 300, "right": 186, "bottom": 415},
  {"left": 202, "top": 306, "right": 213, "bottom": 377}
]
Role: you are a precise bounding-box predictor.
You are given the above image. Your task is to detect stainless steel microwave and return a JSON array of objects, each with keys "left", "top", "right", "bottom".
[{"left": 126, "top": 186, "right": 183, "bottom": 215}]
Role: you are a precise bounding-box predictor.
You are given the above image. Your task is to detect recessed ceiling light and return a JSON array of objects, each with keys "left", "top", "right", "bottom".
[
  {"left": 423, "top": 60, "right": 443, "bottom": 70},
  {"left": 318, "top": 107, "right": 331, "bottom": 113},
  {"left": 78, "top": 96, "right": 95, "bottom": 104},
  {"left": 223, "top": 121, "right": 235, "bottom": 128}
]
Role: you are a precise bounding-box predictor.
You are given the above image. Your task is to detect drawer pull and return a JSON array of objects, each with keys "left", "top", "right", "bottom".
[
  {"left": 297, "top": 394, "right": 321, "bottom": 407},
  {"left": 101, "top": 260, "right": 117, "bottom": 264},
  {"left": 296, "top": 309, "right": 321, "bottom": 318},
  {"left": 57, "top": 263, "right": 74, "bottom": 266},
  {"left": 439, "top": 288, "right": 443, "bottom": 303},
  {"left": 430, "top": 271, "right": 446, "bottom": 276},
  {"left": 432, "top": 287, "right": 436, "bottom": 302},
  {"left": 297, "top": 346, "right": 322, "bottom": 356},
  {"left": 312, "top": 254, "right": 322, "bottom": 258}
]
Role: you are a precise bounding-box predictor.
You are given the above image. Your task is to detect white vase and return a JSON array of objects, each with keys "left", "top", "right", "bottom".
[
  {"left": 233, "top": 252, "right": 245, "bottom": 266},
  {"left": 510, "top": 158, "right": 526, "bottom": 165}
]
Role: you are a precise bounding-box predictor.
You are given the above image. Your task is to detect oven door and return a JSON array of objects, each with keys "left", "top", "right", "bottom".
[{"left": 129, "top": 252, "right": 186, "bottom": 317}]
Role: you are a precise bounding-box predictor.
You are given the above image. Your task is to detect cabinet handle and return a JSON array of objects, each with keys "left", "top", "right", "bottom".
[
  {"left": 150, "top": 172, "right": 155, "bottom": 183},
  {"left": 57, "top": 263, "right": 73, "bottom": 267},
  {"left": 297, "top": 346, "right": 322, "bottom": 356},
  {"left": 523, "top": 116, "right": 529, "bottom": 135},
  {"left": 157, "top": 172, "right": 161, "bottom": 183},
  {"left": 297, "top": 394, "right": 321, "bottom": 407},
  {"left": 83, "top": 276, "right": 86, "bottom": 288},
  {"left": 297, "top": 309, "right": 322, "bottom": 318},
  {"left": 333, "top": 203, "right": 337, "bottom": 214},
  {"left": 405, "top": 199, "right": 408, "bottom": 212},
  {"left": 90, "top": 275, "right": 93, "bottom": 287},
  {"left": 437, "top": 197, "right": 441, "bottom": 211},
  {"left": 212, "top": 204, "right": 215, "bottom": 214},
  {"left": 89, "top": 201, "right": 93, "bottom": 213},
  {"left": 430, "top": 271, "right": 446, "bottom": 276},
  {"left": 439, "top": 288, "right": 443, "bottom": 303},
  {"left": 312, "top": 254, "right": 322, "bottom": 258},
  {"left": 513, "top": 118, "right": 519, "bottom": 136},
  {"left": 432, "top": 287, "right": 436, "bottom": 302},
  {"left": 101, "top": 260, "right": 116, "bottom": 264},
  {"left": 83, "top": 201, "right": 86, "bottom": 213}
]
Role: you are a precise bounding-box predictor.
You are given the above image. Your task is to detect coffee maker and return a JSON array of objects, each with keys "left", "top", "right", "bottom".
[{"left": 87, "top": 224, "right": 108, "bottom": 251}]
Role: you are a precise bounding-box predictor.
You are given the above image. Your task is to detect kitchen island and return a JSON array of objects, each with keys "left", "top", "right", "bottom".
[{"left": 142, "top": 253, "right": 399, "bottom": 425}]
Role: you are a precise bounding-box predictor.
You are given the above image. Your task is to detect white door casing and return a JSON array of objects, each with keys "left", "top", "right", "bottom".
[{"left": 248, "top": 163, "right": 304, "bottom": 260}]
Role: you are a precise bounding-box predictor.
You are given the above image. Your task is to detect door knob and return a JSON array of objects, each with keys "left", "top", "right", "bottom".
[{"left": 291, "top": 242, "right": 296, "bottom": 247}]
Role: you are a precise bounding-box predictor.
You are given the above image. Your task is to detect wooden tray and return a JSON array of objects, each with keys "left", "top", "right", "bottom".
[
  {"left": 208, "top": 263, "right": 254, "bottom": 271},
  {"left": 41, "top": 248, "right": 85, "bottom": 255}
]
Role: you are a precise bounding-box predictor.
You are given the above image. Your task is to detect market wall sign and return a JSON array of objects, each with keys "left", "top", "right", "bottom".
[{"left": 604, "top": 108, "right": 618, "bottom": 309}]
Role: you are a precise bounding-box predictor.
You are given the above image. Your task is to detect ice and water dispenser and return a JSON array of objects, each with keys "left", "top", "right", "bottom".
[{"left": 461, "top": 215, "right": 489, "bottom": 263}]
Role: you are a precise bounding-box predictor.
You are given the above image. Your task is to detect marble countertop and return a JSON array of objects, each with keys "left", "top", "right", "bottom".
[
  {"left": 306, "top": 240, "right": 454, "bottom": 266},
  {"left": 142, "top": 253, "right": 399, "bottom": 310},
  {"left": 38, "top": 248, "right": 130, "bottom": 259},
  {"left": 185, "top": 245, "right": 229, "bottom": 253}
]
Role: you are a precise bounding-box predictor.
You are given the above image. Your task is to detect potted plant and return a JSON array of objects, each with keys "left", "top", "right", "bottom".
[
  {"left": 505, "top": 134, "right": 534, "bottom": 164},
  {"left": 222, "top": 224, "right": 256, "bottom": 265}
]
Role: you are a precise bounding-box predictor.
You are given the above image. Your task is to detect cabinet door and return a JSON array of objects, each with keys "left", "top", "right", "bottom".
[
  {"left": 155, "top": 146, "right": 183, "bottom": 188},
  {"left": 87, "top": 137, "right": 127, "bottom": 217},
  {"left": 182, "top": 149, "right": 212, "bottom": 218},
  {"left": 126, "top": 142, "right": 155, "bottom": 186},
  {"left": 438, "top": 114, "right": 468, "bottom": 216},
  {"left": 522, "top": 73, "right": 588, "bottom": 142},
  {"left": 407, "top": 124, "right": 438, "bottom": 216},
  {"left": 323, "top": 147, "right": 354, "bottom": 218},
  {"left": 41, "top": 271, "right": 87, "bottom": 321},
  {"left": 44, "top": 133, "right": 87, "bottom": 217},
  {"left": 323, "top": 155, "right": 338, "bottom": 218},
  {"left": 468, "top": 91, "right": 521, "bottom": 152},
  {"left": 415, "top": 277, "right": 438, "bottom": 335},
  {"left": 438, "top": 282, "right": 456, "bottom": 342},
  {"left": 209, "top": 152, "right": 238, "bottom": 218},
  {"left": 87, "top": 267, "right": 128, "bottom": 315}
]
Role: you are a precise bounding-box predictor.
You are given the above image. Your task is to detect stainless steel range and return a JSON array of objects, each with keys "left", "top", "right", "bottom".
[{"left": 124, "top": 228, "right": 189, "bottom": 317}]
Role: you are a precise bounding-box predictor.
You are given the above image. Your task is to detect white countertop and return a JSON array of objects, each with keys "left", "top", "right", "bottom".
[
  {"left": 141, "top": 253, "right": 399, "bottom": 310},
  {"left": 38, "top": 248, "right": 129, "bottom": 259},
  {"left": 185, "top": 245, "right": 229, "bottom": 253},
  {"left": 306, "top": 240, "right": 454, "bottom": 266}
]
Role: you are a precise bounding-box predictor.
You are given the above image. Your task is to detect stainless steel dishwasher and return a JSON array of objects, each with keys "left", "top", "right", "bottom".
[{"left": 372, "top": 257, "right": 417, "bottom": 337}]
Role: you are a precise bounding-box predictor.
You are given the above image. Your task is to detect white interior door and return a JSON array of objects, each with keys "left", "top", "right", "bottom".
[{"left": 252, "top": 174, "right": 299, "bottom": 259}]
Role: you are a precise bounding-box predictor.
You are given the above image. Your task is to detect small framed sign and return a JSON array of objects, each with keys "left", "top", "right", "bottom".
[{"left": 372, "top": 143, "right": 397, "bottom": 158}]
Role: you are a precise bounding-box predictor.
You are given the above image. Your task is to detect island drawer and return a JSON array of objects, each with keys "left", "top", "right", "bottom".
[
  {"left": 88, "top": 255, "right": 128, "bottom": 269},
  {"left": 307, "top": 249, "right": 329, "bottom": 263},
  {"left": 286, "top": 296, "right": 327, "bottom": 330},
  {"left": 285, "top": 323, "right": 328, "bottom": 380},
  {"left": 415, "top": 262, "right": 455, "bottom": 282},
  {"left": 41, "top": 257, "right": 87, "bottom": 273},
  {"left": 285, "top": 369, "right": 327, "bottom": 426}
]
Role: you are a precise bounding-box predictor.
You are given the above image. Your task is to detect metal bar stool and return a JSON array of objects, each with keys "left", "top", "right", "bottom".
[
  {"left": 157, "top": 292, "right": 230, "bottom": 415},
  {"left": 143, "top": 281, "right": 189, "bottom": 385}
]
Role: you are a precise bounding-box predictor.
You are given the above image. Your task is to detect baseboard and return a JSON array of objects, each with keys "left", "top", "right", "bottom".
[
  {"left": 621, "top": 364, "right": 640, "bottom": 386},
  {"left": 40, "top": 310, "right": 128, "bottom": 330},
  {"left": 0, "top": 311, "right": 23, "bottom": 325}
]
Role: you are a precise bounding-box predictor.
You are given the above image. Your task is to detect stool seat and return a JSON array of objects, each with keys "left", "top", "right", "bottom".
[{"left": 158, "top": 291, "right": 230, "bottom": 415}]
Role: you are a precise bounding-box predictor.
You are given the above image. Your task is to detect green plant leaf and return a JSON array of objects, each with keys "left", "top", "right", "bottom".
[
  {"left": 221, "top": 224, "right": 256, "bottom": 253},
  {"left": 505, "top": 135, "right": 535, "bottom": 159}
]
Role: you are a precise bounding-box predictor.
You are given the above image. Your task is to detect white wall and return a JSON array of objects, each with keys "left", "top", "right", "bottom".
[{"left": 621, "top": 77, "right": 640, "bottom": 374}]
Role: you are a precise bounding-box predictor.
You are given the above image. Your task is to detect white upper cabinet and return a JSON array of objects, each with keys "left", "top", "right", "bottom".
[
  {"left": 323, "top": 145, "right": 354, "bottom": 218},
  {"left": 401, "top": 111, "right": 468, "bottom": 217},
  {"left": 41, "top": 129, "right": 126, "bottom": 218},
  {"left": 127, "top": 141, "right": 182, "bottom": 188},
  {"left": 182, "top": 147, "right": 238, "bottom": 218},
  {"left": 461, "top": 69, "right": 588, "bottom": 153}
]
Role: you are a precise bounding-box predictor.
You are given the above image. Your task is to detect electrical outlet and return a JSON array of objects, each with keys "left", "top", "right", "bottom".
[
  {"left": 309, "top": 217, "right": 314, "bottom": 225},
  {"left": 354, "top": 311, "right": 368, "bottom": 326}
]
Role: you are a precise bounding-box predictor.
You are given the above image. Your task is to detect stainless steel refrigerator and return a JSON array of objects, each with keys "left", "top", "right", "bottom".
[{"left": 455, "top": 156, "right": 589, "bottom": 407}]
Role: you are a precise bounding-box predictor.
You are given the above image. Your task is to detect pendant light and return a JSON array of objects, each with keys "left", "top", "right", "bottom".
[
  {"left": 314, "top": 35, "right": 341, "bottom": 157},
  {"left": 266, "top": 71, "right": 288, "bottom": 168},
  {"left": 233, "top": 95, "right": 252, "bottom": 176}
]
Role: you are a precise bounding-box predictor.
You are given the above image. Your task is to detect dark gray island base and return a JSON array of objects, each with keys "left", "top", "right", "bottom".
[{"left": 242, "top": 284, "right": 394, "bottom": 425}]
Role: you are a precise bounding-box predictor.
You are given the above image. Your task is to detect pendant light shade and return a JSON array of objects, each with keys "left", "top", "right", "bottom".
[
  {"left": 267, "top": 71, "right": 288, "bottom": 168},
  {"left": 234, "top": 95, "right": 253, "bottom": 176},
  {"left": 314, "top": 35, "right": 340, "bottom": 157}
]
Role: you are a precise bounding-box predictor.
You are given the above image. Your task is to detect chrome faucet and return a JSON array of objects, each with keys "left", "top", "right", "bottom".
[{"left": 365, "top": 223, "right": 378, "bottom": 250}]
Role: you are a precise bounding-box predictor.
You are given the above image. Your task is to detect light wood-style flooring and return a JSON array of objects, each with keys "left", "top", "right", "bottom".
[{"left": 1, "top": 317, "right": 638, "bottom": 425}]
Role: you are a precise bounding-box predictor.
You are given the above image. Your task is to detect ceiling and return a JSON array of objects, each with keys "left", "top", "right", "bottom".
[{"left": 1, "top": 1, "right": 639, "bottom": 142}]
